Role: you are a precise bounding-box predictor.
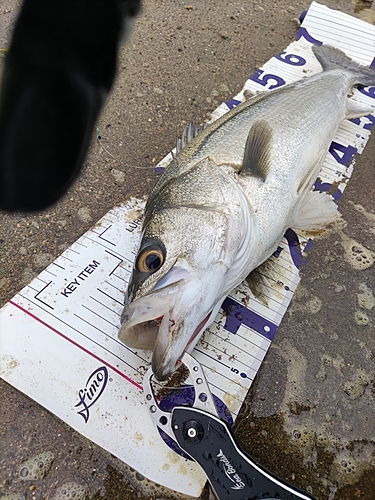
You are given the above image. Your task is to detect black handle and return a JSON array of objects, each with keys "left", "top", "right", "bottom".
[{"left": 171, "top": 406, "right": 316, "bottom": 500}]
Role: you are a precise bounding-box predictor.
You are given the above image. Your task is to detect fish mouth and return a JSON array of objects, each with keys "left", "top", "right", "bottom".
[
  {"left": 185, "top": 311, "right": 212, "bottom": 352},
  {"left": 151, "top": 309, "right": 212, "bottom": 380},
  {"left": 118, "top": 291, "right": 176, "bottom": 351},
  {"left": 119, "top": 304, "right": 212, "bottom": 380},
  {"left": 118, "top": 276, "right": 213, "bottom": 380}
]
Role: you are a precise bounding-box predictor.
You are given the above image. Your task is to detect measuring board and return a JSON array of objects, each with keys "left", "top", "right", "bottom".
[{"left": 1, "top": 2, "right": 375, "bottom": 497}]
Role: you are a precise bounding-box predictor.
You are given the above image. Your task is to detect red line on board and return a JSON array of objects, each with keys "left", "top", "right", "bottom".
[{"left": 9, "top": 300, "right": 143, "bottom": 391}]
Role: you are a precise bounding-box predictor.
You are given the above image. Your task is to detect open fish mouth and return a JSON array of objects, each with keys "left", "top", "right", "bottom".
[
  {"left": 118, "top": 296, "right": 174, "bottom": 351},
  {"left": 151, "top": 308, "right": 213, "bottom": 380},
  {"left": 184, "top": 311, "right": 212, "bottom": 351},
  {"left": 120, "top": 301, "right": 212, "bottom": 353},
  {"left": 118, "top": 281, "right": 214, "bottom": 380},
  {"left": 120, "top": 309, "right": 211, "bottom": 353},
  {"left": 119, "top": 312, "right": 173, "bottom": 351}
]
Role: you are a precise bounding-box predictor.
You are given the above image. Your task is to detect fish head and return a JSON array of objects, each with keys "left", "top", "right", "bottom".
[
  {"left": 119, "top": 201, "right": 239, "bottom": 380},
  {"left": 119, "top": 157, "right": 259, "bottom": 380}
]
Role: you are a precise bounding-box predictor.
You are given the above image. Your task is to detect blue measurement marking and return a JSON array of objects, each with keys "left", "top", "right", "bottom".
[
  {"left": 225, "top": 99, "right": 241, "bottom": 109},
  {"left": 221, "top": 297, "right": 278, "bottom": 340}
]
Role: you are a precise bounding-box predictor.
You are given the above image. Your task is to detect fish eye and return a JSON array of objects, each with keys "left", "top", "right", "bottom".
[{"left": 136, "top": 247, "right": 165, "bottom": 273}]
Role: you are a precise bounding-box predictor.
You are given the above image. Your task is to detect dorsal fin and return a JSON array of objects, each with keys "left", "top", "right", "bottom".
[
  {"left": 241, "top": 119, "right": 273, "bottom": 181},
  {"left": 174, "top": 121, "right": 206, "bottom": 156}
]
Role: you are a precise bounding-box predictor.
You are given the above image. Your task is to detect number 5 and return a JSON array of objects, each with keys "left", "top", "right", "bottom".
[{"left": 249, "top": 70, "right": 285, "bottom": 90}]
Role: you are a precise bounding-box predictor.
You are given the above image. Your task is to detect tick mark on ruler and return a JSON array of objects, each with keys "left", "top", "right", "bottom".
[
  {"left": 34, "top": 281, "right": 54, "bottom": 310},
  {"left": 97, "top": 288, "right": 124, "bottom": 306},
  {"left": 97, "top": 225, "right": 116, "bottom": 246},
  {"left": 45, "top": 270, "right": 57, "bottom": 278},
  {"left": 105, "top": 281, "right": 124, "bottom": 294},
  {"left": 52, "top": 262, "right": 65, "bottom": 270},
  {"left": 89, "top": 296, "right": 121, "bottom": 316}
]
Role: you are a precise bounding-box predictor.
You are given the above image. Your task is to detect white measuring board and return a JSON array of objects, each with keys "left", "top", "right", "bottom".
[{"left": 1, "top": 3, "right": 375, "bottom": 497}]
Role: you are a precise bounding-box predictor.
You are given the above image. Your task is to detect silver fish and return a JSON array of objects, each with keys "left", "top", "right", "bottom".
[{"left": 119, "top": 45, "right": 375, "bottom": 380}]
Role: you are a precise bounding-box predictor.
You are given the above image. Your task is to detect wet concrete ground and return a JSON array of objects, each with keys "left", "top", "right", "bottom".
[{"left": 1, "top": 0, "right": 375, "bottom": 499}]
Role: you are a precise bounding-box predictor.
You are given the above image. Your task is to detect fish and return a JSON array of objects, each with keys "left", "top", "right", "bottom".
[{"left": 118, "top": 45, "right": 375, "bottom": 381}]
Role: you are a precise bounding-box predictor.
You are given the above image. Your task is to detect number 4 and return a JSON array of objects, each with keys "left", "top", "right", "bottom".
[{"left": 329, "top": 141, "right": 357, "bottom": 166}]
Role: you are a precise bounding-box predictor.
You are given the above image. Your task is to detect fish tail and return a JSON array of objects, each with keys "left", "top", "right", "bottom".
[{"left": 312, "top": 44, "right": 375, "bottom": 87}]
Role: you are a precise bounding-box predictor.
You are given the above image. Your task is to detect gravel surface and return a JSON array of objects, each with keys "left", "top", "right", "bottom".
[{"left": 1, "top": 1, "right": 375, "bottom": 499}]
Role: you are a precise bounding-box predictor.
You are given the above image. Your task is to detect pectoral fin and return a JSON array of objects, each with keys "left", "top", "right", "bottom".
[
  {"left": 345, "top": 98, "right": 374, "bottom": 120},
  {"left": 240, "top": 119, "right": 273, "bottom": 181},
  {"left": 293, "top": 147, "right": 342, "bottom": 231},
  {"left": 292, "top": 190, "right": 341, "bottom": 231}
]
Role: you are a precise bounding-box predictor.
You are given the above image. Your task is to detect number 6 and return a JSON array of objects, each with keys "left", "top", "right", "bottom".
[{"left": 275, "top": 51, "right": 306, "bottom": 66}]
